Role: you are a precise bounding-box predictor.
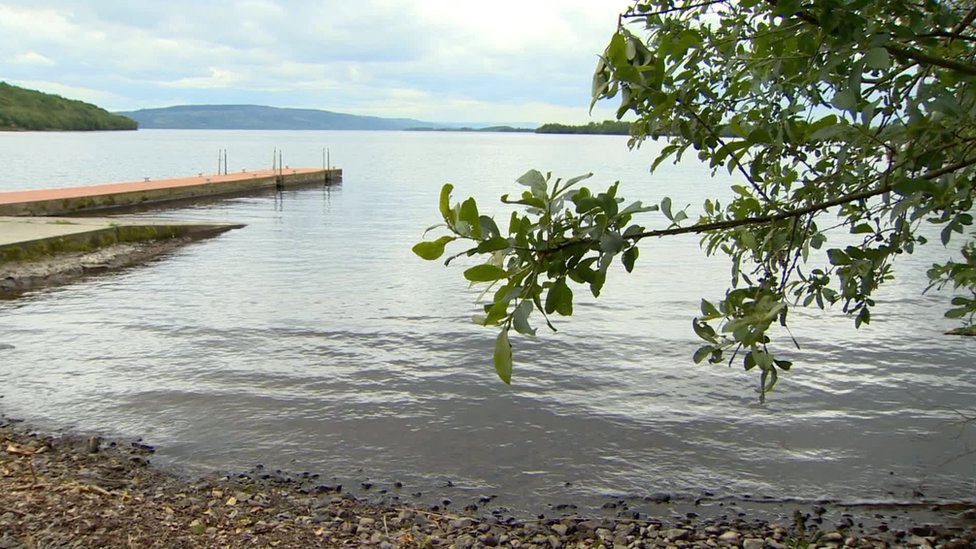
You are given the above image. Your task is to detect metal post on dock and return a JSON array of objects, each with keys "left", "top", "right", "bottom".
[{"left": 276, "top": 150, "right": 284, "bottom": 191}]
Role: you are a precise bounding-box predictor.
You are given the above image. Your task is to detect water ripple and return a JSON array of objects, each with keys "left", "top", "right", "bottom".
[{"left": 0, "top": 130, "right": 973, "bottom": 513}]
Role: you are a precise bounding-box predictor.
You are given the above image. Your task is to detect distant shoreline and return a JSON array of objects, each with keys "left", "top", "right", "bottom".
[{"left": 0, "top": 127, "right": 138, "bottom": 133}]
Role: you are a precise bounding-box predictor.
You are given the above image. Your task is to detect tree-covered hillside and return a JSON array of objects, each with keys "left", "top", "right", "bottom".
[{"left": 0, "top": 82, "right": 137, "bottom": 131}]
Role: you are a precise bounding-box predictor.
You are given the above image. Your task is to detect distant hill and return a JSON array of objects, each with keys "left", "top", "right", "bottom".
[
  {"left": 0, "top": 82, "right": 137, "bottom": 131},
  {"left": 117, "top": 105, "right": 432, "bottom": 130}
]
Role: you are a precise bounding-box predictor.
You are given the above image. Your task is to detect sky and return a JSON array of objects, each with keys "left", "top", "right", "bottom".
[{"left": 0, "top": 0, "right": 636, "bottom": 125}]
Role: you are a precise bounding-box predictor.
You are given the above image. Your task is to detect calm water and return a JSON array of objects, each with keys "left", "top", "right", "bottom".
[{"left": 0, "top": 130, "right": 973, "bottom": 517}]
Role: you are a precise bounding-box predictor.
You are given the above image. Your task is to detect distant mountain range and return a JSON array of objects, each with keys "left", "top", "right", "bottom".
[
  {"left": 115, "top": 104, "right": 434, "bottom": 130},
  {"left": 115, "top": 104, "right": 627, "bottom": 135}
]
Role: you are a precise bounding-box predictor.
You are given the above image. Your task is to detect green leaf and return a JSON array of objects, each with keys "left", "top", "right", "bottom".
[
  {"left": 700, "top": 299, "right": 721, "bottom": 317},
  {"left": 600, "top": 231, "right": 626, "bottom": 255},
  {"left": 483, "top": 301, "right": 509, "bottom": 325},
  {"left": 661, "top": 196, "right": 673, "bottom": 221},
  {"left": 557, "top": 173, "right": 595, "bottom": 198},
  {"left": 945, "top": 307, "right": 969, "bottom": 319},
  {"left": 412, "top": 236, "right": 456, "bottom": 260},
  {"left": 809, "top": 123, "right": 846, "bottom": 141},
  {"left": 864, "top": 47, "right": 890, "bottom": 69},
  {"left": 464, "top": 264, "right": 509, "bottom": 282},
  {"left": 517, "top": 169, "right": 548, "bottom": 198},
  {"left": 941, "top": 224, "right": 953, "bottom": 246},
  {"left": 476, "top": 236, "right": 510, "bottom": 253},
  {"left": 753, "top": 350, "right": 773, "bottom": 371},
  {"left": 620, "top": 201, "right": 657, "bottom": 217},
  {"left": 622, "top": 246, "right": 639, "bottom": 273},
  {"left": 479, "top": 216, "right": 500, "bottom": 240},
  {"left": 810, "top": 233, "right": 826, "bottom": 250},
  {"left": 439, "top": 184, "right": 455, "bottom": 224},
  {"left": 827, "top": 248, "right": 850, "bottom": 265},
  {"left": 493, "top": 329, "right": 513, "bottom": 384},
  {"left": 501, "top": 194, "right": 546, "bottom": 209},
  {"left": 512, "top": 300, "right": 537, "bottom": 336},
  {"left": 545, "top": 278, "right": 574, "bottom": 316},
  {"left": 459, "top": 198, "right": 481, "bottom": 238},
  {"left": 693, "top": 345, "right": 713, "bottom": 364},
  {"left": 592, "top": 68, "right": 609, "bottom": 100},
  {"left": 830, "top": 88, "right": 858, "bottom": 112},
  {"left": 739, "top": 230, "right": 758, "bottom": 250},
  {"left": 692, "top": 319, "right": 717, "bottom": 342}
]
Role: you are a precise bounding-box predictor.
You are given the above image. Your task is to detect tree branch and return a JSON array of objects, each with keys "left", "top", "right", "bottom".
[
  {"left": 917, "top": 32, "right": 976, "bottom": 43},
  {"left": 884, "top": 44, "right": 976, "bottom": 76},
  {"left": 951, "top": 5, "right": 976, "bottom": 37},
  {"left": 620, "top": 0, "right": 729, "bottom": 19},
  {"left": 628, "top": 155, "right": 976, "bottom": 241},
  {"left": 532, "top": 154, "right": 976, "bottom": 259},
  {"left": 632, "top": 186, "right": 892, "bottom": 240},
  {"left": 663, "top": 155, "right": 975, "bottom": 237}
]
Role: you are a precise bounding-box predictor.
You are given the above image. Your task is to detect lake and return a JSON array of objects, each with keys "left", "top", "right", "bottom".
[{"left": 0, "top": 129, "right": 973, "bottom": 520}]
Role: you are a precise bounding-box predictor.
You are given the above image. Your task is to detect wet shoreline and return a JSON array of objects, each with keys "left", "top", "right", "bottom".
[
  {"left": 0, "top": 237, "right": 193, "bottom": 295},
  {"left": 2, "top": 413, "right": 973, "bottom": 548}
]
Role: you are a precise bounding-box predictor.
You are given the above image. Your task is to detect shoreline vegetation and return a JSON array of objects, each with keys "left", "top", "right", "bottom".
[
  {"left": 0, "top": 82, "right": 137, "bottom": 132},
  {"left": 405, "top": 120, "right": 633, "bottom": 135},
  {"left": 1, "top": 414, "right": 974, "bottom": 548}
]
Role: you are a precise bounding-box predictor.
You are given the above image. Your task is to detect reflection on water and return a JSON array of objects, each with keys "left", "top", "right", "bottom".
[{"left": 0, "top": 130, "right": 973, "bottom": 516}]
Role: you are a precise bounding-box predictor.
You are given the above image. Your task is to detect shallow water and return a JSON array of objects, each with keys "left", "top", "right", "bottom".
[{"left": 0, "top": 129, "right": 973, "bottom": 517}]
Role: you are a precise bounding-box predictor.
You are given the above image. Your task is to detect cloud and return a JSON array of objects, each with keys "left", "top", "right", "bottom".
[
  {"left": 13, "top": 51, "right": 55, "bottom": 66},
  {"left": 7, "top": 79, "right": 128, "bottom": 106},
  {"left": 0, "top": 0, "right": 635, "bottom": 124},
  {"left": 161, "top": 68, "right": 244, "bottom": 90}
]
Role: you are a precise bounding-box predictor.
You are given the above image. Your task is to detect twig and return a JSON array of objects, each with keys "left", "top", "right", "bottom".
[
  {"left": 0, "top": 505, "right": 27, "bottom": 516},
  {"left": 26, "top": 457, "right": 36, "bottom": 486}
]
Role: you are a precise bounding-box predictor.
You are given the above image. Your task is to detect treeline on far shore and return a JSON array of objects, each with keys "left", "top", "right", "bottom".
[
  {"left": 535, "top": 120, "right": 632, "bottom": 135},
  {"left": 0, "top": 82, "right": 137, "bottom": 131},
  {"left": 406, "top": 120, "right": 634, "bottom": 135}
]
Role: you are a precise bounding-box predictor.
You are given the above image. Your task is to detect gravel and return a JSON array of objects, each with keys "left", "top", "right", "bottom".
[{"left": 2, "top": 416, "right": 975, "bottom": 548}]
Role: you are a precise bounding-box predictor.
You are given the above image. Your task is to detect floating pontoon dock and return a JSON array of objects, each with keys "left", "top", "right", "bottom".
[{"left": 0, "top": 167, "right": 342, "bottom": 217}]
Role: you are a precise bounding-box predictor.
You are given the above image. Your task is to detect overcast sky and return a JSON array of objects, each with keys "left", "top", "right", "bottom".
[{"left": 0, "top": 1, "right": 635, "bottom": 125}]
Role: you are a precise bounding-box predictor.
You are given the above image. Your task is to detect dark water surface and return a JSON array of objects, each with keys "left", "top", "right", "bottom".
[{"left": 0, "top": 130, "right": 973, "bottom": 518}]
